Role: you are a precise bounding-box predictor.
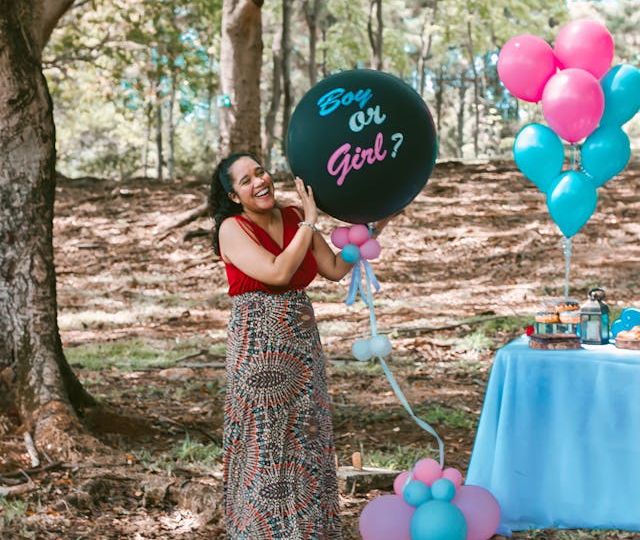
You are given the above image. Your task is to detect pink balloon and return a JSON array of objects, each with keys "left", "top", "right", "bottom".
[
  {"left": 359, "top": 494, "right": 414, "bottom": 540},
  {"left": 413, "top": 458, "right": 442, "bottom": 486},
  {"left": 442, "top": 467, "right": 463, "bottom": 489},
  {"left": 331, "top": 226, "right": 350, "bottom": 248},
  {"left": 542, "top": 68, "right": 604, "bottom": 142},
  {"left": 393, "top": 471, "right": 411, "bottom": 496},
  {"left": 554, "top": 19, "right": 614, "bottom": 79},
  {"left": 348, "top": 224, "right": 370, "bottom": 246},
  {"left": 453, "top": 485, "right": 501, "bottom": 540},
  {"left": 497, "top": 34, "right": 556, "bottom": 102},
  {"left": 360, "top": 238, "right": 381, "bottom": 260}
]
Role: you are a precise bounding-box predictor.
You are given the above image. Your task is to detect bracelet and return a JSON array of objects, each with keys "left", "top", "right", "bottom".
[{"left": 298, "top": 221, "right": 318, "bottom": 233}]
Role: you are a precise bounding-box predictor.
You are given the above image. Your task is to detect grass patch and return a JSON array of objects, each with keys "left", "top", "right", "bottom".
[
  {"left": 417, "top": 403, "right": 475, "bottom": 430},
  {"left": 454, "top": 331, "right": 494, "bottom": 354},
  {"left": 480, "top": 315, "right": 530, "bottom": 335},
  {"left": 172, "top": 435, "right": 223, "bottom": 468},
  {"left": 132, "top": 435, "right": 223, "bottom": 474},
  {"left": 0, "top": 498, "right": 28, "bottom": 527},
  {"left": 66, "top": 339, "right": 199, "bottom": 371},
  {"left": 366, "top": 445, "right": 428, "bottom": 471}
]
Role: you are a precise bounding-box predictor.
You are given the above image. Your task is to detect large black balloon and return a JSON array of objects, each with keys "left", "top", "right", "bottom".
[{"left": 286, "top": 69, "right": 437, "bottom": 223}]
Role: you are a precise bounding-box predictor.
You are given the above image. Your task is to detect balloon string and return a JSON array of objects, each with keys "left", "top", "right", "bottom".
[
  {"left": 562, "top": 235, "right": 572, "bottom": 300},
  {"left": 361, "top": 258, "right": 445, "bottom": 468}
]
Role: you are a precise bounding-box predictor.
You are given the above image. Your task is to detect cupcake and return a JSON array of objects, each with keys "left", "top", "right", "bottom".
[
  {"left": 559, "top": 310, "right": 581, "bottom": 324},
  {"left": 535, "top": 311, "right": 559, "bottom": 324}
]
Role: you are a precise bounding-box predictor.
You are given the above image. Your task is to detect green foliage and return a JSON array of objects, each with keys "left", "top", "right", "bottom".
[{"left": 44, "top": 0, "right": 637, "bottom": 174}]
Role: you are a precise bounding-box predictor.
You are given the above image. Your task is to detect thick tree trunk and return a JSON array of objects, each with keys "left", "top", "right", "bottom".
[
  {"left": 0, "top": 0, "right": 95, "bottom": 456},
  {"left": 219, "top": 0, "right": 264, "bottom": 157},
  {"left": 280, "top": 0, "right": 292, "bottom": 156},
  {"left": 367, "top": 0, "right": 383, "bottom": 70},
  {"left": 262, "top": 23, "right": 282, "bottom": 169}
]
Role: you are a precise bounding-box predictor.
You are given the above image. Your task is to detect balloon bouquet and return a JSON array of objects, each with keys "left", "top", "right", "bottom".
[
  {"left": 287, "top": 70, "right": 501, "bottom": 540},
  {"left": 499, "top": 19, "right": 640, "bottom": 297}
]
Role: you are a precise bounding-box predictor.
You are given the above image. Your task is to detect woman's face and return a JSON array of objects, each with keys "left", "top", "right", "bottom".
[{"left": 228, "top": 157, "right": 275, "bottom": 212}]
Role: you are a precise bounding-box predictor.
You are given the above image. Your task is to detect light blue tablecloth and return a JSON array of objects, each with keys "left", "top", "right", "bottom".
[{"left": 467, "top": 337, "right": 640, "bottom": 534}]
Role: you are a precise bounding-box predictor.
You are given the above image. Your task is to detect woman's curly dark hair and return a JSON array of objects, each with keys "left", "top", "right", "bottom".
[{"left": 209, "top": 152, "right": 260, "bottom": 256}]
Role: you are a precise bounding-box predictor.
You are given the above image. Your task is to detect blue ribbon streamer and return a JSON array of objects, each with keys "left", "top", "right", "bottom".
[
  {"left": 358, "top": 255, "right": 446, "bottom": 468},
  {"left": 345, "top": 260, "right": 379, "bottom": 307}
]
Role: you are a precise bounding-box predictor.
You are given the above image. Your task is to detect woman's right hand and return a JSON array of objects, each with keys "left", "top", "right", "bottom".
[{"left": 294, "top": 177, "right": 318, "bottom": 225}]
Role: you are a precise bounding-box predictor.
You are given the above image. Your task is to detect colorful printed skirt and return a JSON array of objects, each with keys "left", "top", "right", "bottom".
[{"left": 223, "top": 290, "right": 342, "bottom": 539}]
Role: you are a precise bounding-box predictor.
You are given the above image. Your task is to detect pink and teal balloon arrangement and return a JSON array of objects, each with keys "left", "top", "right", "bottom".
[
  {"left": 499, "top": 19, "right": 639, "bottom": 241},
  {"left": 359, "top": 457, "right": 501, "bottom": 540}
]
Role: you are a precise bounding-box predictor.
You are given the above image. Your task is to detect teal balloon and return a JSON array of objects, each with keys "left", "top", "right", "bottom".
[
  {"left": 600, "top": 64, "right": 640, "bottom": 126},
  {"left": 403, "top": 480, "right": 432, "bottom": 507},
  {"left": 341, "top": 244, "right": 360, "bottom": 263},
  {"left": 431, "top": 479, "right": 456, "bottom": 502},
  {"left": 410, "top": 500, "right": 467, "bottom": 540},
  {"left": 513, "top": 123, "right": 564, "bottom": 192},
  {"left": 581, "top": 126, "right": 631, "bottom": 187},
  {"left": 547, "top": 171, "right": 598, "bottom": 238}
]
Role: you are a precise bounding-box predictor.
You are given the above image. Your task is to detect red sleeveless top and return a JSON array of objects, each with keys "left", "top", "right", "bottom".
[{"left": 223, "top": 206, "right": 318, "bottom": 296}]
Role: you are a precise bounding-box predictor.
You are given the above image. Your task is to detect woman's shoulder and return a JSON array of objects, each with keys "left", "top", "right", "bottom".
[{"left": 219, "top": 214, "right": 259, "bottom": 245}]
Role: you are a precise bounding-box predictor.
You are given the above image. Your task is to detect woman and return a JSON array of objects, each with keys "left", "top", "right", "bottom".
[{"left": 210, "top": 152, "right": 391, "bottom": 539}]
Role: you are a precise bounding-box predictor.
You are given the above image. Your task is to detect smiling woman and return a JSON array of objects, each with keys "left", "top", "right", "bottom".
[{"left": 208, "top": 153, "right": 394, "bottom": 539}]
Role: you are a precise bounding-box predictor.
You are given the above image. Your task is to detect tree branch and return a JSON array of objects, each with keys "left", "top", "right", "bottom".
[{"left": 38, "top": 0, "right": 76, "bottom": 52}]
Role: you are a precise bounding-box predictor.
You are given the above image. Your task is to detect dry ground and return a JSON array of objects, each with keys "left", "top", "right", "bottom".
[{"left": 1, "top": 160, "right": 639, "bottom": 539}]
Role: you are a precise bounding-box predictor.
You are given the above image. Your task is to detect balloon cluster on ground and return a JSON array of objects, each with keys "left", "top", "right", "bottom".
[
  {"left": 499, "top": 19, "right": 640, "bottom": 238},
  {"left": 360, "top": 458, "right": 500, "bottom": 540}
]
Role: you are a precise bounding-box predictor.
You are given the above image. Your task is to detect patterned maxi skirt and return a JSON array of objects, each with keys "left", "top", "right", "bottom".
[{"left": 223, "top": 290, "right": 342, "bottom": 539}]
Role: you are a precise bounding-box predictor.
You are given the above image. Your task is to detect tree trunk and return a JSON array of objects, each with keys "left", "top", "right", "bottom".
[
  {"left": 320, "top": 24, "right": 327, "bottom": 79},
  {"left": 143, "top": 102, "right": 152, "bottom": 178},
  {"left": 418, "top": 0, "right": 438, "bottom": 97},
  {"left": 280, "top": 0, "right": 292, "bottom": 156},
  {"left": 155, "top": 92, "right": 164, "bottom": 182},
  {"left": 457, "top": 77, "right": 467, "bottom": 158},
  {"left": 168, "top": 69, "right": 177, "bottom": 181},
  {"left": 435, "top": 66, "right": 445, "bottom": 133},
  {"left": 303, "top": 0, "right": 321, "bottom": 87},
  {"left": 466, "top": 21, "right": 481, "bottom": 158},
  {"left": 0, "top": 0, "right": 95, "bottom": 457},
  {"left": 219, "top": 0, "right": 264, "bottom": 158},
  {"left": 367, "top": 0, "right": 383, "bottom": 70},
  {"left": 262, "top": 22, "right": 282, "bottom": 169}
]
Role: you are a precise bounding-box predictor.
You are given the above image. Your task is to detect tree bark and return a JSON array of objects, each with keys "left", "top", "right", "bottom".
[
  {"left": 303, "top": 0, "right": 321, "bottom": 87},
  {"left": 168, "top": 69, "right": 177, "bottom": 181},
  {"left": 418, "top": 0, "right": 438, "bottom": 98},
  {"left": 0, "top": 0, "right": 95, "bottom": 458},
  {"left": 262, "top": 21, "right": 282, "bottom": 169},
  {"left": 466, "top": 21, "right": 481, "bottom": 158},
  {"left": 457, "top": 77, "right": 467, "bottom": 158},
  {"left": 435, "top": 66, "right": 445, "bottom": 133},
  {"left": 219, "top": 0, "right": 264, "bottom": 158},
  {"left": 280, "top": 0, "right": 292, "bottom": 156},
  {"left": 155, "top": 83, "right": 164, "bottom": 182},
  {"left": 367, "top": 0, "right": 383, "bottom": 70}
]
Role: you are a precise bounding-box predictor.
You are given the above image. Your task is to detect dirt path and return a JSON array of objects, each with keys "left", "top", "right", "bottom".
[{"left": 1, "top": 161, "right": 639, "bottom": 539}]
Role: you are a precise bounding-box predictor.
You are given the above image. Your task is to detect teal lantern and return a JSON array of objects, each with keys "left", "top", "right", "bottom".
[{"left": 580, "top": 288, "right": 610, "bottom": 345}]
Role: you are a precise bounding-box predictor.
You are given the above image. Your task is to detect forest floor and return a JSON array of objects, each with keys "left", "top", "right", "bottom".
[{"left": 1, "top": 160, "right": 640, "bottom": 539}]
